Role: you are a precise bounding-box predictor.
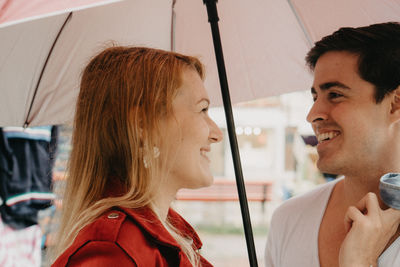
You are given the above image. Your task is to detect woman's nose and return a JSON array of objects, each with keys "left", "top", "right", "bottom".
[{"left": 209, "top": 118, "right": 223, "bottom": 143}]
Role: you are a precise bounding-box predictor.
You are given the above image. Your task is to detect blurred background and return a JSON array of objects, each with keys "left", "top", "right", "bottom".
[{"left": 39, "top": 90, "right": 331, "bottom": 267}]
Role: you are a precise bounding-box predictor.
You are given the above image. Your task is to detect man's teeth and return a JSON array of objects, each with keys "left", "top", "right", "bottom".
[
  {"left": 200, "top": 150, "right": 208, "bottom": 157},
  {"left": 317, "top": 132, "right": 339, "bottom": 142}
]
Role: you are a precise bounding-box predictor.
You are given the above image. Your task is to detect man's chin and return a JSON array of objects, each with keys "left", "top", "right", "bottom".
[{"left": 317, "top": 160, "right": 341, "bottom": 176}]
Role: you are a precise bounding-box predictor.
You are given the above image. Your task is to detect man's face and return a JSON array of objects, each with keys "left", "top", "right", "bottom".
[{"left": 306, "top": 51, "right": 392, "bottom": 176}]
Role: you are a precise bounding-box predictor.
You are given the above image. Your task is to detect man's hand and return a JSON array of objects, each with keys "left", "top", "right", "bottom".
[{"left": 339, "top": 192, "right": 400, "bottom": 267}]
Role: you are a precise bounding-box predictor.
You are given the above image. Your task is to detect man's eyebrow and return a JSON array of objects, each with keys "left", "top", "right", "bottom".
[
  {"left": 320, "top": 81, "right": 351, "bottom": 90},
  {"left": 311, "top": 81, "right": 350, "bottom": 94},
  {"left": 196, "top": 98, "right": 210, "bottom": 105}
]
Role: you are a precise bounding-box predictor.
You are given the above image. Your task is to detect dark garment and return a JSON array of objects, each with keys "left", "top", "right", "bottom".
[{"left": 0, "top": 126, "right": 58, "bottom": 229}]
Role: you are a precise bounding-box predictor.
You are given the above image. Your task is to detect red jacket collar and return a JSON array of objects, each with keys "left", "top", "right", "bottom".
[
  {"left": 104, "top": 178, "right": 203, "bottom": 250},
  {"left": 117, "top": 206, "right": 203, "bottom": 250}
]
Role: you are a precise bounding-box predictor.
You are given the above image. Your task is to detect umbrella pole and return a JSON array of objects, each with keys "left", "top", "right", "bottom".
[{"left": 202, "top": 1, "right": 258, "bottom": 266}]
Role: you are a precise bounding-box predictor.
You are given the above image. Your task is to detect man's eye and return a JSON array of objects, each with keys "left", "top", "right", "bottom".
[
  {"left": 202, "top": 107, "right": 209, "bottom": 113},
  {"left": 328, "top": 92, "right": 343, "bottom": 99}
]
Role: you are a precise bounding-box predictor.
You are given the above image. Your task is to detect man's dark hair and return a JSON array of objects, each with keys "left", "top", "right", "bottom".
[{"left": 306, "top": 22, "right": 400, "bottom": 103}]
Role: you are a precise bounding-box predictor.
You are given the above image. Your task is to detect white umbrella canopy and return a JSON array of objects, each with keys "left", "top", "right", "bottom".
[
  {"left": 174, "top": 0, "right": 400, "bottom": 107},
  {"left": 0, "top": 0, "right": 172, "bottom": 126},
  {"left": 0, "top": 0, "right": 400, "bottom": 127}
]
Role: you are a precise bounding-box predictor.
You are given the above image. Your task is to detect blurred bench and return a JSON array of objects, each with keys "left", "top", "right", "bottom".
[
  {"left": 176, "top": 179, "right": 273, "bottom": 205},
  {"left": 52, "top": 173, "right": 274, "bottom": 205}
]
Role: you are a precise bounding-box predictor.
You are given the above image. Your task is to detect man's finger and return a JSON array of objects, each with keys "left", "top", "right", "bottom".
[
  {"left": 344, "top": 206, "right": 364, "bottom": 232},
  {"left": 355, "top": 192, "right": 380, "bottom": 216}
]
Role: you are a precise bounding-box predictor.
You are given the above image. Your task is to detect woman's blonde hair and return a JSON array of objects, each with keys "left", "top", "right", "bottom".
[{"left": 52, "top": 46, "right": 204, "bottom": 266}]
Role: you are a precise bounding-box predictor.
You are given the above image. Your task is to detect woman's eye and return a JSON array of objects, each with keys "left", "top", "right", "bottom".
[{"left": 201, "top": 107, "right": 209, "bottom": 113}]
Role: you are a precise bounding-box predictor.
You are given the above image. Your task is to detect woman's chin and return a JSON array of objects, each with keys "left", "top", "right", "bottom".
[{"left": 188, "top": 175, "right": 214, "bottom": 189}]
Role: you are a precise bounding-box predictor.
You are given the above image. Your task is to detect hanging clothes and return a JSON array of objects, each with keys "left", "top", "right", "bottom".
[
  {"left": 0, "top": 126, "right": 58, "bottom": 229},
  {"left": 0, "top": 216, "right": 42, "bottom": 267}
]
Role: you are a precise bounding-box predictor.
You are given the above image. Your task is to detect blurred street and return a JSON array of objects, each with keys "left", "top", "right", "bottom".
[{"left": 199, "top": 232, "right": 267, "bottom": 267}]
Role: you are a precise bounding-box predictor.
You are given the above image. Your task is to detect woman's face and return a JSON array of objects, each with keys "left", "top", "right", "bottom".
[{"left": 159, "top": 68, "right": 223, "bottom": 192}]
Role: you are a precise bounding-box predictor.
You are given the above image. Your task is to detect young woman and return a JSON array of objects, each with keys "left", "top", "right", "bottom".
[{"left": 51, "top": 46, "right": 223, "bottom": 266}]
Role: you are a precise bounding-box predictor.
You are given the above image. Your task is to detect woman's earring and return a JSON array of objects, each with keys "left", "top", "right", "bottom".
[
  {"left": 153, "top": 146, "right": 160, "bottom": 158},
  {"left": 143, "top": 157, "right": 149, "bottom": 169},
  {"left": 143, "top": 146, "right": 160, "bottom": 168}
]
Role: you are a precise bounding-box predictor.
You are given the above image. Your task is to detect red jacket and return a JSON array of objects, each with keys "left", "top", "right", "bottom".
[{"left": 52, "top": 207, "right": 213, "bottom": 267}]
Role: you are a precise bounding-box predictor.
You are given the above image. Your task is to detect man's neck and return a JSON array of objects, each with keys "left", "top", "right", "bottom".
[
  {"left": 342, "top": 171, "right": 394, "bottom": 209},
  {"left": 342, "top": 175, "right": 380, "bottom": 206}
]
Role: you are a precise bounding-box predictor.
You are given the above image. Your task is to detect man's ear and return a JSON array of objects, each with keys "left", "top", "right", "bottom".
[{"left": 390, "top": 86, "right": 400, "bottom": 117}]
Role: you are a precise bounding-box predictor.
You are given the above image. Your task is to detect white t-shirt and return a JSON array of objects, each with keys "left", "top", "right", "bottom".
[{"left": 265, "top": 179, "right": 400, "bottom": 267}]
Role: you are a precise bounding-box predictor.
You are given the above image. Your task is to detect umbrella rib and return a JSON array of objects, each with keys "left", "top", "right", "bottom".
[
  {"left": 24, "top": 12, "right": 73, "bottom": 127},
  {"left": 286, "top": 0, "right": 313, "bottom": 47},
  {"left": 171, "top": 0, "right": 177, "bottom": 51}
]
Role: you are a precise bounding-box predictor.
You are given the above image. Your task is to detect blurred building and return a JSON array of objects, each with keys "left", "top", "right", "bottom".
[
  {"left": 175, "top": 90, "right": 325, "bottom": 227},
  {"left": 208, "top": 91, "right": 323, "bottom": 193}
]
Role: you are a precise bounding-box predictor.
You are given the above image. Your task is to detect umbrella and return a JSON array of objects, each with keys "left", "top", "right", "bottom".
[
  {"left": 2, "top": 0, "right": 400, "bottom": 126},
  {"left": 0, "top": 0, "right": 172, "bottom": 126},
  {"left": 174, "top": 0, "right": 400, "bottom": 107},
  {"left": 1, "top": 1, "right": 400, "bottom": 266}
]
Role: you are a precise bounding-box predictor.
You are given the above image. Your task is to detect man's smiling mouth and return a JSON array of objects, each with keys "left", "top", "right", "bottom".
[{"left": 317, "top": 131, "right": 340, "bottom": 143}]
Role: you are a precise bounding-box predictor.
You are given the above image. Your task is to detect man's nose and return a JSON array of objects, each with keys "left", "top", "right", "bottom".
[{"left": 306, "top": 98, "right": 328, "bottom": 123}]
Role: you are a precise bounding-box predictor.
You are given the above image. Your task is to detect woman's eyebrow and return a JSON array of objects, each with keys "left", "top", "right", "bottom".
[{"left": 196, "top": 98, "right": 210, "bottom": 105}]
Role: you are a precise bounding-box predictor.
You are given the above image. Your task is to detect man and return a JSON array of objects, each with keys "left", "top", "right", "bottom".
[{"left": 265, "top": 22, "right": 400, "bottom": 267}]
